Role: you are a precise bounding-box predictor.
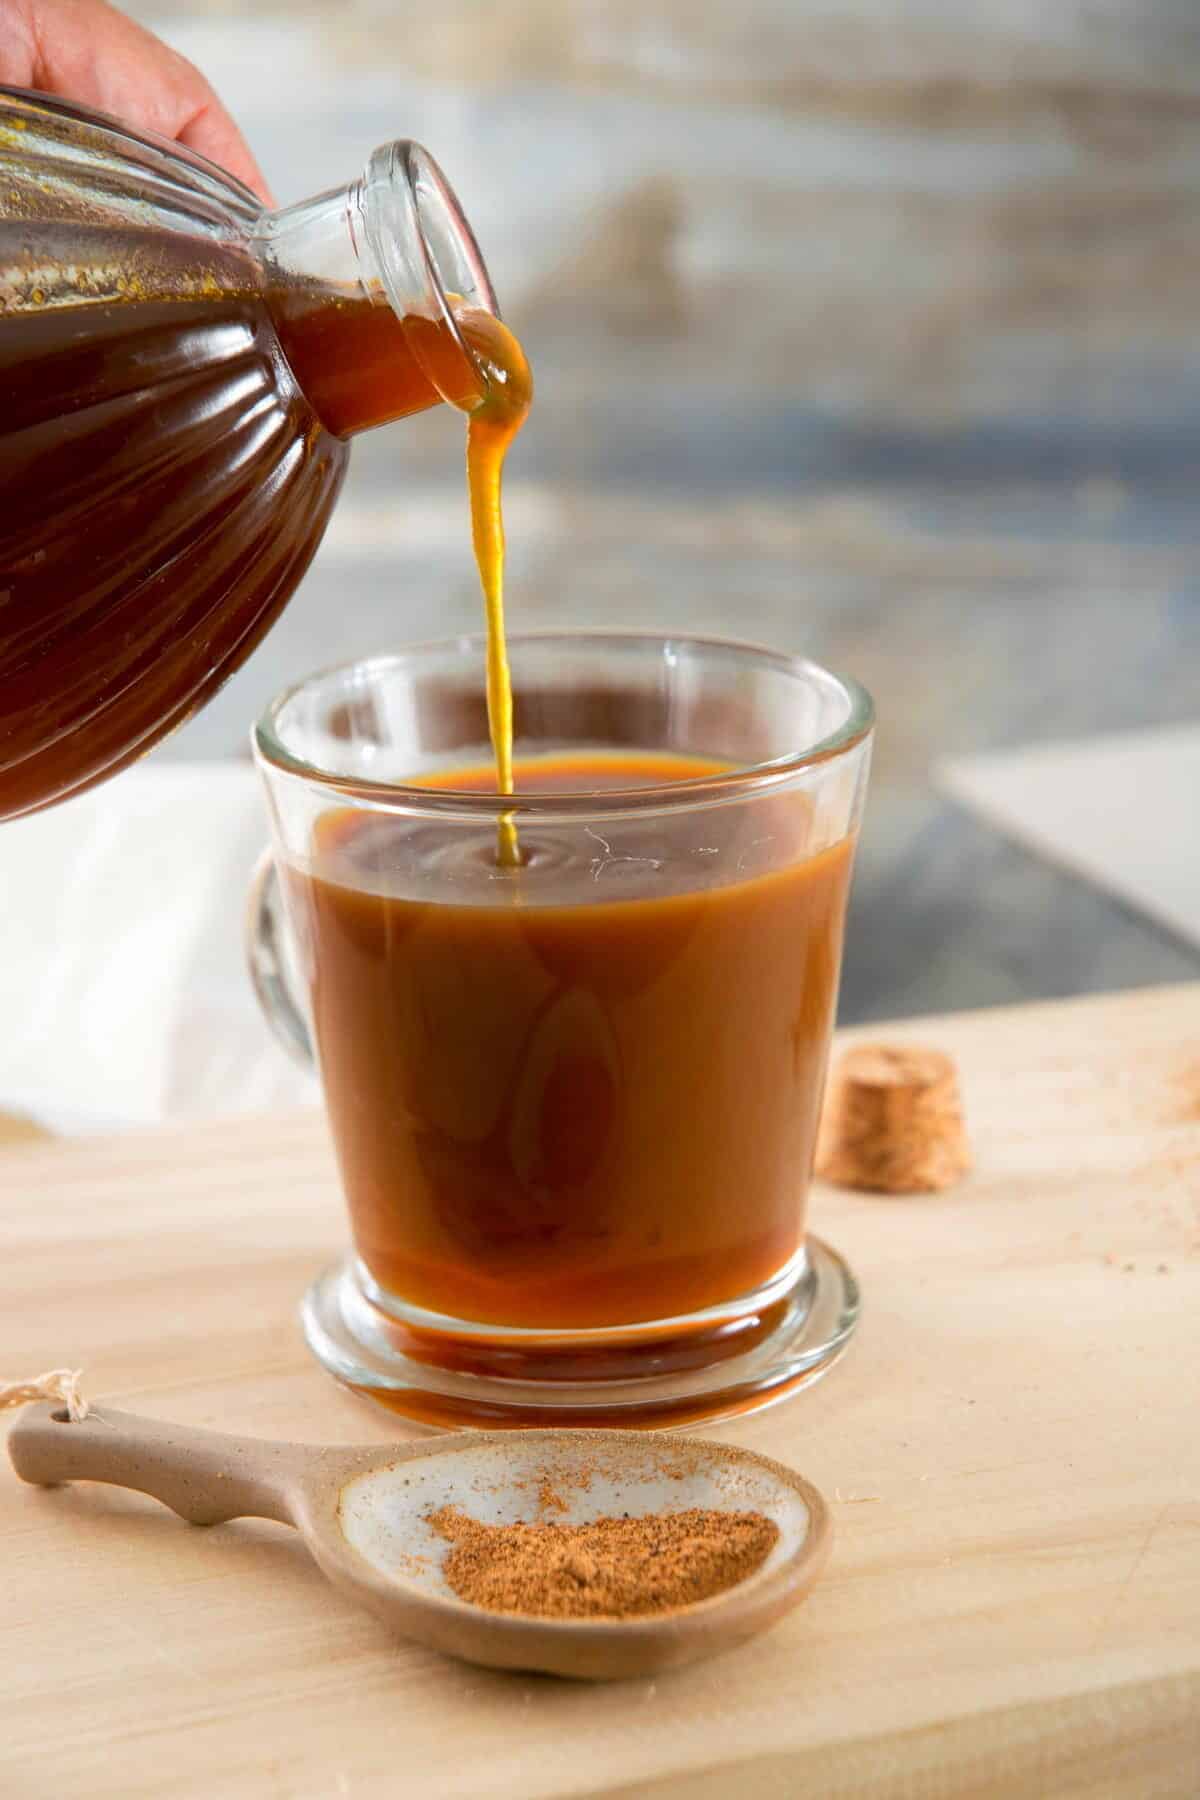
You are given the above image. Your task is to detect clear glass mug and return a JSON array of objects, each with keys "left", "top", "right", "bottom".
[{"left": 248, "top": 632, "right": 873, "bottom": 1428}]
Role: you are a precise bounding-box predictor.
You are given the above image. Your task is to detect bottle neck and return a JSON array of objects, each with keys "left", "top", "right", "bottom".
[{"left": 254, "top": 141, "right": 498, "bottom": 438}]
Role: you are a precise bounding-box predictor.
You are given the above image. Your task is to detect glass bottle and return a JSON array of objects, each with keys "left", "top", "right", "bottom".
[{"left": 0, "top": 86, "right": 498, "bottom": 819}]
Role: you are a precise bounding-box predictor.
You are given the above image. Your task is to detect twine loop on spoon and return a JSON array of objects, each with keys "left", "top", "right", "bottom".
[{"left": 0, "top": 1369, "right": 89, "bottom": 1421}]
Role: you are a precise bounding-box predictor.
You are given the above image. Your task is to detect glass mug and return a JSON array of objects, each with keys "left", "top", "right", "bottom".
[{"left": 248, "top": 632, "right": 873, "bottom": 1428}]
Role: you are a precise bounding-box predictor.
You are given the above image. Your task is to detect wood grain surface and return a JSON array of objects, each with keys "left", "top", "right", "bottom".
[{"left": 2, "top": 985, "right": 1199, "bottom": 1798}]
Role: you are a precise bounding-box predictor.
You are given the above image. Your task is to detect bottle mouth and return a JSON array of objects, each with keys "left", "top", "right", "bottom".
[{"left": 360, "top": 139, "right": 498, "bottom": 410}]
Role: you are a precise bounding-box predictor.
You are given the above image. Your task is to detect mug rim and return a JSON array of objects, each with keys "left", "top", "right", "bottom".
[{"left": 252, "top": 628, "right": 874, "bottom": 816}]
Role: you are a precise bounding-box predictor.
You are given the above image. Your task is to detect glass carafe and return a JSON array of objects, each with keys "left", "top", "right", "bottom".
[{"left": 0, "top": 86, "right": 498, "bottom": 820}]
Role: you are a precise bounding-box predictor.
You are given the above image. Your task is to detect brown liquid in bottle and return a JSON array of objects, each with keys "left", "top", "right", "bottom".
[
  {"left": 289, "top": 754, "right": 855, "bottom": 1332},
  {"left": 0, "top": 223, "right": 530, "bottom": 826}
]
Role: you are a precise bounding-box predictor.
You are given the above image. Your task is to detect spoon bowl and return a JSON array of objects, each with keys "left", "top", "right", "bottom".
[{"left": 9, "top": 1405, "right": 830, "bottom": 1680}]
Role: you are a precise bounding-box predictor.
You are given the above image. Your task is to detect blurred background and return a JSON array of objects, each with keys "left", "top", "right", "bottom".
[{"left": 139, "top": 0, "right": 1200, "bottom": 1024}]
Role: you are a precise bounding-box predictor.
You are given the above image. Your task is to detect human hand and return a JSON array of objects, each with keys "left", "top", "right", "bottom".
[{"left": 2, "top": 0, "right": 273, "bottom": 203}]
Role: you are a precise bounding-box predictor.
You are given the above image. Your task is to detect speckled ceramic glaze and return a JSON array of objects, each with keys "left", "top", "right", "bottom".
[{"left": 9, "top": 1405, "right": 830, "bottom": 1680}]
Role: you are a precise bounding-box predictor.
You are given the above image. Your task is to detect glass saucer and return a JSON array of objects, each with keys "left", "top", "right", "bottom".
[{"left": 300, "top": 1236, "right": 860, "bottom": 1431}]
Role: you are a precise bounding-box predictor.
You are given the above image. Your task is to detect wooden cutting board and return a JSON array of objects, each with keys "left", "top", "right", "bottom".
[{"left": 2, "top": 984, "right": 1198, "bottom": 1798}]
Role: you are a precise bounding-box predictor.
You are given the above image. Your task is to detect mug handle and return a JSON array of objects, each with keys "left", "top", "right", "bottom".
[{"left": 245, "top": 849, "right": 314, "bottom": 1067}]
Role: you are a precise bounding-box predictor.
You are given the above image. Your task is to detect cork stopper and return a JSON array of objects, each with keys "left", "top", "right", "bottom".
[{"left": 816, "top": 1044, "right": 970, "bottom": 1193}]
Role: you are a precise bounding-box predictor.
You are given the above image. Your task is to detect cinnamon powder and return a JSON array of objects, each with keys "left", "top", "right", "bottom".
[{"left": 428, "top": 1504, "right": 779, "bottom": 1620}]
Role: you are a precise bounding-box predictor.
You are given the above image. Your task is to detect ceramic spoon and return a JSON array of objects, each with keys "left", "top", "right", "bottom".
[{"left": 9, "top": 1404, "right": 830, "bottom": 1680}]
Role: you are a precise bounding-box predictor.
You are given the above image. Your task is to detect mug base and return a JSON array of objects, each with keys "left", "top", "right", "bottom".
[{"left": 299, "top": 1238, "right": 860, "bottom": 1431}]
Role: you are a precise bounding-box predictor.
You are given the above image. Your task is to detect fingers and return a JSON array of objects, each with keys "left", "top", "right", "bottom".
[
  {"left": 6, "top": 0, "right": 275, "bottom": 206},
  {"left": 176, "top": 96, "right": 276, "bottom": 207}
]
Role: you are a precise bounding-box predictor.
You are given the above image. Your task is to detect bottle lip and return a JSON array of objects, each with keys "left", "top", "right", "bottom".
[{"left": 360, "top": 139, "right": 498, "bottom": 410}]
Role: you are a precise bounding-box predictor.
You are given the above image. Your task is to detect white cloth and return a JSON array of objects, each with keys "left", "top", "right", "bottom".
[{"left": 0, "top": 764, "right": 317, "bottom": 1134}]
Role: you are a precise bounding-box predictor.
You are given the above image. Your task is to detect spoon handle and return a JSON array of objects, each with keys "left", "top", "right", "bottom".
[{"left": 8, "top": 1403, "right": 310, "bottom": 1526}]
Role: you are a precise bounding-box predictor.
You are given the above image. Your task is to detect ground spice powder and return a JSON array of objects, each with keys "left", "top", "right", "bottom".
[{"left": 428, "top": 1504, "right": 779, "bottom": 1620}]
